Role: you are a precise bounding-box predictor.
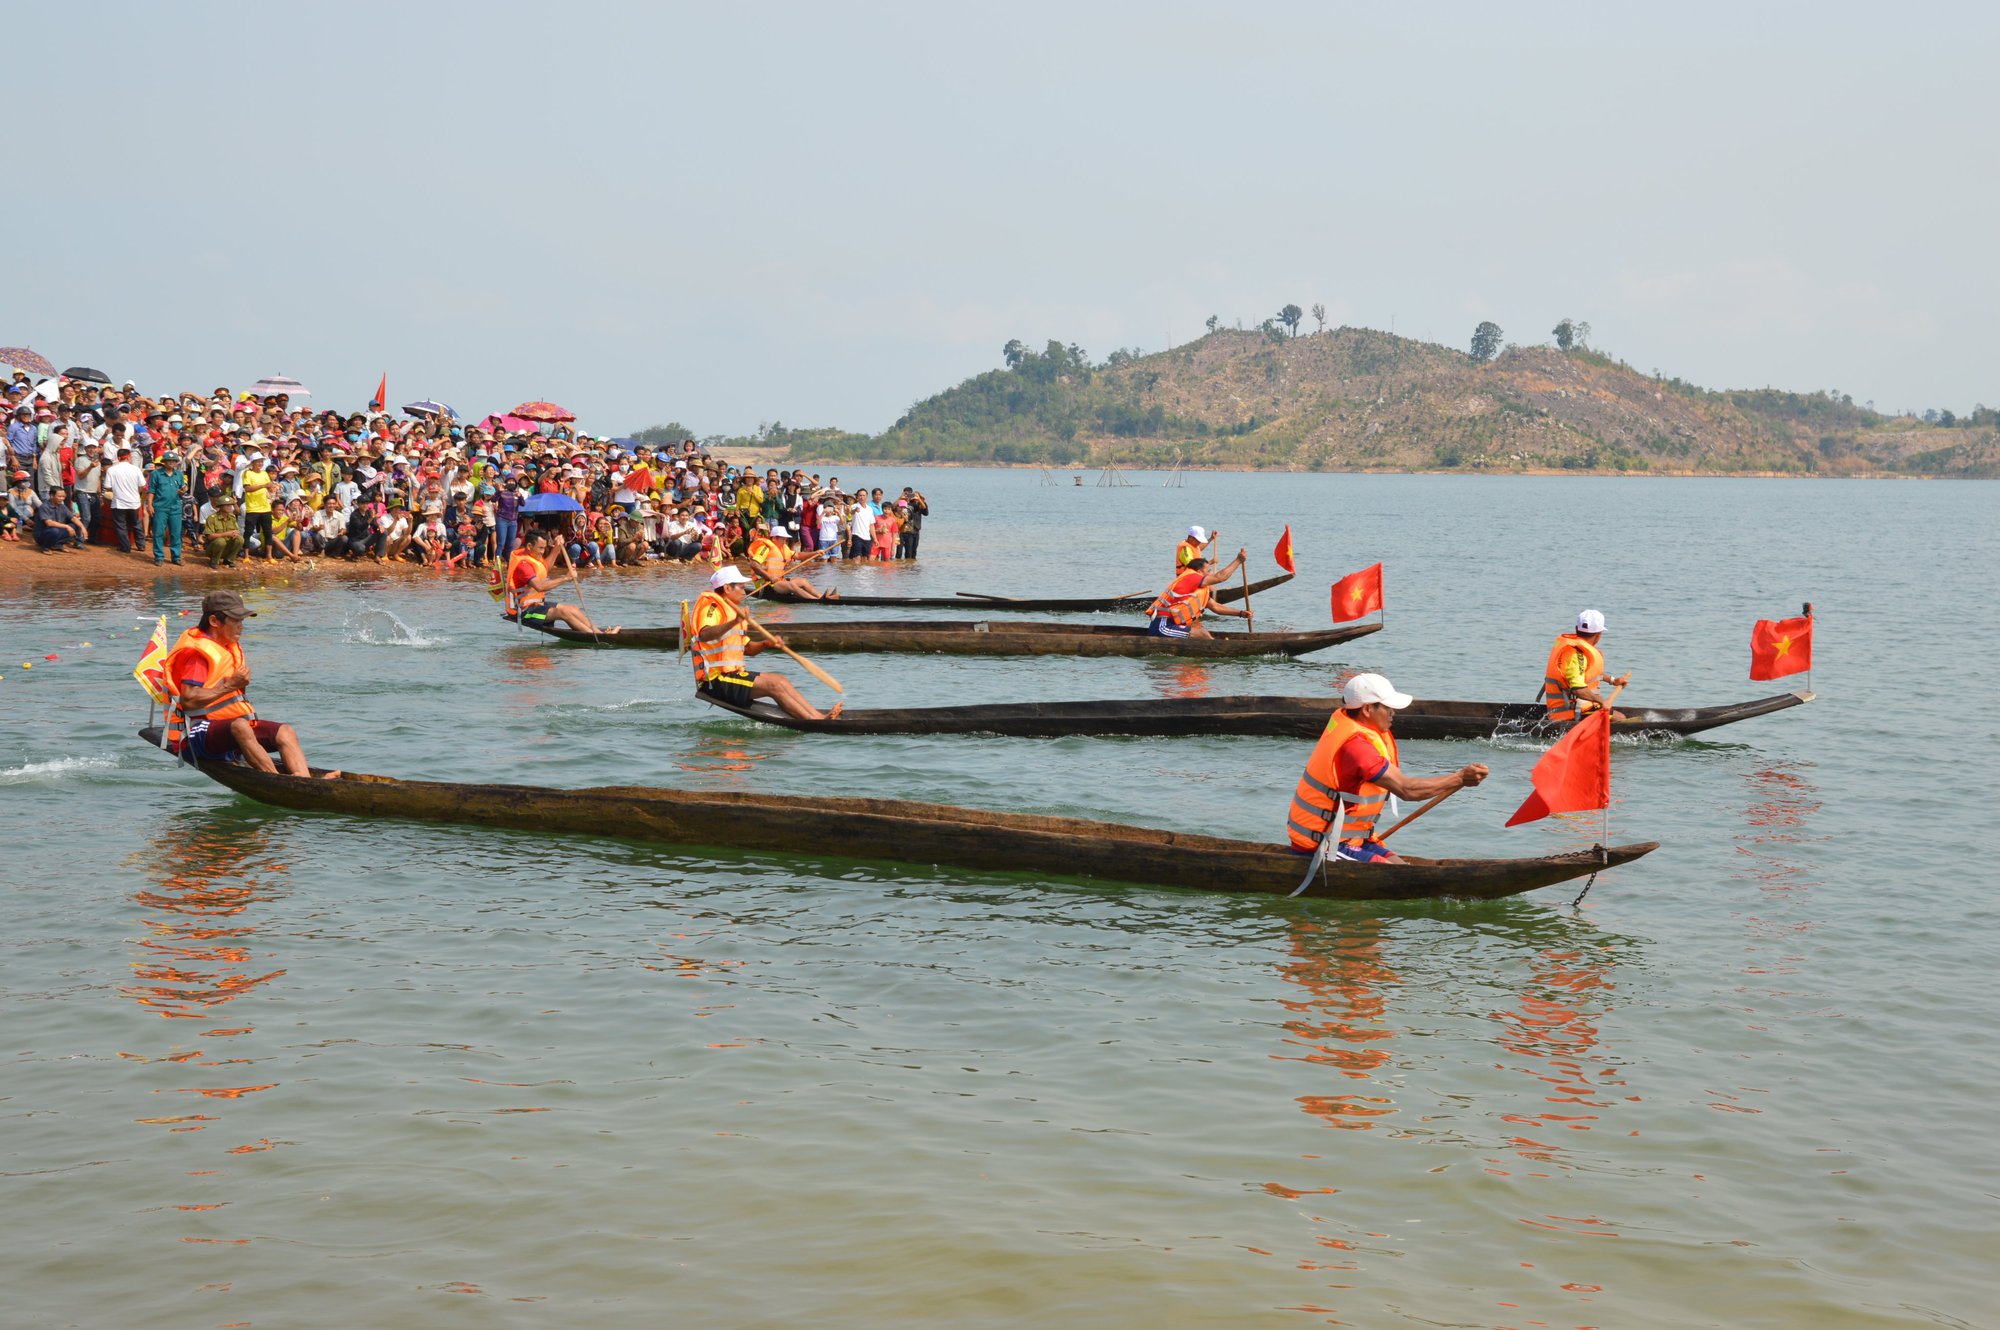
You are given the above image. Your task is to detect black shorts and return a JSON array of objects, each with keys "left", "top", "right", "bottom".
[
  {"left": 697, "top": 670, "right": 759, "bottom": 707},
  {"left": 517, "top": 603, "right": 551, "bottom": 626}
]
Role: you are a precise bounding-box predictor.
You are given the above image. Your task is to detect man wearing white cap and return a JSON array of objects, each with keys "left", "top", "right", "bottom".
[
  {"left": 688, "top": 565, "right": 841, "bottom": 720},
  {"left": 743, "top": 522, "right": 838, "bottom": 601},
  {"left": 1175, "top": 524, "right": 1217, "bottom": 573},
  {"left": 1540, "top": 610, "right": 1629, "bottom": 724},
  {"left": 1285, "top": 673, "right": 1488, "bottom": 863}
]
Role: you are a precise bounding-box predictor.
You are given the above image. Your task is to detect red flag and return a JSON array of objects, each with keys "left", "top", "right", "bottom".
[
  {"left": 1749, "top": 614, "right": 1812, "bottom": 680},
  {"left": 1273, "top": 525, "right": 1296, "bottom": 575},
  {"left": 1329, "top": 563, "right": 1383, "bottom": 622},
  {"left": 1505, "top": 708, "right": 1612, "bottom": 826},
  {"left": 370, "top": 374, "right": 387, "bottom": 413}
]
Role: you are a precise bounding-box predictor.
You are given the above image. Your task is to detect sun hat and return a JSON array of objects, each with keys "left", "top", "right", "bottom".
[
  {"left": 709, "top": 565, "right": 752, "bottom": 589},
  {"left": 1575, "top": 609, "right": 1606, "bottom": 634},
  {"left": 1343, "top": 672, "right": 1413, "bottom": 710},
  {"left": 1187, "top": 525, "right": 1208, "bottom": 542}
]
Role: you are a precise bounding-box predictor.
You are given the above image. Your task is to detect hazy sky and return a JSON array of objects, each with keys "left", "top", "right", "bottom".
[{"left": 11, "top": 2, "right": 1994, "bottom": 433}]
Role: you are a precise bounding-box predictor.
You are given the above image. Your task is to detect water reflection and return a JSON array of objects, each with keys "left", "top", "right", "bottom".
[
  {"left": 1486, "top": 940, "right": 1630, "bottom": 1182},
  {"left": 1144, "top": 662, "right": 1217, "bottom": 699},
  {"left": 1271, "top": 917, "right": 1398, "bottom": 1130},
  {"left": 121, "top": 810, "right": 290, "bottom": 1132},
  {"left": 1734, "top": 761, "right": 1824, "bottom": 897},
  {"left": 671, "top": 741, "right": 775, "bottom": 782}
]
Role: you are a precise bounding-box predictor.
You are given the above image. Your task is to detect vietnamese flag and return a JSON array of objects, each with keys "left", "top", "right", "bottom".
[
  {"left": 1329, "top": 563, "right": 1383, "bottom": 622},
  {"left": 370, "top": 373, "right": 387, "bottom": 413},
  {"left": 1273, "top": 525, "right": 1296, "bottom": 575},
  {"left": 1505, "top": 707, "right": 1612, "bottom": 826},
  {"left": 1749, "top": 614, "right": 1812, "bottom": 681}
]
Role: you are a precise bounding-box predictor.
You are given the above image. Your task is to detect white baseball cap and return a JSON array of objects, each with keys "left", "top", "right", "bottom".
[
  {"left": 1187, "top": 525, "right": 1208, "bottom": 542},
  {"left": 1575, "top": 609, "right": 1606, "bottom": 634},
  {"left": 709, "top": 565, "right": 752, "bottom": 589},
  {"left": 1343, "top": 672, "right": 1413, "bottom": 710}
]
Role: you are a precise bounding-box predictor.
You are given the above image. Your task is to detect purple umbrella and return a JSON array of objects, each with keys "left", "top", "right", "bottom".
[{"left": 0, "top": 347, "right": 56, "bottom": 378}]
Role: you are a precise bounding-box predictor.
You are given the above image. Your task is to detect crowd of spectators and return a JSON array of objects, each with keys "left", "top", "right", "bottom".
[{"left": 3, "top": 371, "right": 929, "bottom": 572}]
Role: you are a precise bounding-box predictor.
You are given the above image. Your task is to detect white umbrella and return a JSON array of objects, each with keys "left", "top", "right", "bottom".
[{"left": 250, "top": 374, "right": 310, "bottom": 398}]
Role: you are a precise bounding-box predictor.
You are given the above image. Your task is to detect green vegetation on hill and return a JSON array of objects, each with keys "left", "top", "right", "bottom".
[{"left": 790, "top": 327, "right": 1999, "bottom": 478}]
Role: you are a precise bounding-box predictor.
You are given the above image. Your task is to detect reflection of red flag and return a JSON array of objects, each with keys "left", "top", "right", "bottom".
[
  {"left": 370, "top": 374, "right": 386, "bottom": 412},
  {"left": 1273, "top": 525, "right": 1296, "bottom": 575},
  {"left": 1750, "top": 614, "right": 1812, "bottom": 680},
  {"left": 1505, "top": 708, "right": 1612, "bottom": 826},
  {"left": 1329, "top": 563, "right": 1383, "bottom": 622}
]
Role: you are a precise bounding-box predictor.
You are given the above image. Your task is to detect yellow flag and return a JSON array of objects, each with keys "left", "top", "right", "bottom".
[{"left": 134, "top": 614, "right": 170, "bottom": 703}]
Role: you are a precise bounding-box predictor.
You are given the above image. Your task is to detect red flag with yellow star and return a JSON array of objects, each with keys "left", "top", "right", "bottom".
[
  {"left": 1273, "top": 525, "right": 1296, "bottom": 575},
  {"left": 1329, "top": 563, "right": 1383, "bottom": 623},
  {"left": 1750, "top": 613, "right": 1812, "bottom": 680}
]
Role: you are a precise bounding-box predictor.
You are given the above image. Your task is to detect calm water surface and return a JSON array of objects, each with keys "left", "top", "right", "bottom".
[{"left": 4, "top": 471, "right": 1995, "bottom": 1329}]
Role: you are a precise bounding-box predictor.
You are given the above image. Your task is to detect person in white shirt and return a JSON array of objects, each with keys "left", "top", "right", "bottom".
[
  {"left": 846, "top": 498, "right": 874, "bottom": 560},
  {"left": 104, "top": 447, "right": 146, "bottom": 553}
]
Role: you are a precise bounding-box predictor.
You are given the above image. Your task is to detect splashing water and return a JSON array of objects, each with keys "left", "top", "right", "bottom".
[
  {"left": 345, "top": 606, "right": 449, "bottom": 649},
  {"left": 0, "top": 755, "right": 117, "bottom": 784}
]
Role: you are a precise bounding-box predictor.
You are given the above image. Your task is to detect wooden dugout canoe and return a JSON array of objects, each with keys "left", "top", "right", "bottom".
[
  {"left": 137, "top": 730, "right": 1656, "bottom": 901},
  {"left": 754, "top": 571, "right": 1295, "bottom": 611},
  {"left": 698, "top": 690, "right": 1815, "bottom": 740},
  {"left": 522, "top": 617, "right": 1380, "bottom": 659}
]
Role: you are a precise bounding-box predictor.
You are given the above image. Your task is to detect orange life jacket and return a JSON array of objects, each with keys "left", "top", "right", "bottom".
[
  {"left": 1148, "top": 569, "right": 1212, "bottom": 628},
  {"left": 1286, "top": 709, "right": 1399, "bottom": 852},
  {"left": 1541, "top": 633, "right": 1606, "bottom": 723},
  {"left": 163, "top": 627, "right": 256, "bottom": 747},
  {"left": 505, "top": 551, "right": 548, "bottom": 613},
  {"left": 689, "top": 589, "right": 747, "bottom": 682},
  {"left": 1175, "top": 537, "right": 1205, "bottom": 570},
  {"left": 747, "top": 535, "right": 785, "bottom": 573}
]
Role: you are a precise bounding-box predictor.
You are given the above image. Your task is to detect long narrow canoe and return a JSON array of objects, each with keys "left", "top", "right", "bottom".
[
  {"left": 698, "top": 690, "right": 1815, "bottom": 740},
  {"left": 137, "top": 731, "right": 1655, "bottom": 901},
  {"left": 523, "top": 618, "right": 1379, "bottom": 659},
  {"left": 755, "top": 571, "right": 1294, "bottom": 611}
]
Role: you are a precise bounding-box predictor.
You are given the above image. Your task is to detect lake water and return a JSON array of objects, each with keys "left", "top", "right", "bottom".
[{"left": 4, "top": 470, "right": 1994, "bottom": 1329}]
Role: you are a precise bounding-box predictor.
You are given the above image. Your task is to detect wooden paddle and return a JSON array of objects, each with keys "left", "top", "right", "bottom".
[
  {"left": 1239, "top": 559, "right": 1254, "bottom": 638},
  {"left": 556, "top": 539, "right": 601, "bottom": 642},
  {"left": 737, "top": 606, "right": 845, "bottom": 694}
]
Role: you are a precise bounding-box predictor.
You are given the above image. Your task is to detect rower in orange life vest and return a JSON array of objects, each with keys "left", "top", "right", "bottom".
[
  {"left": 1541, "top": 609, "right": 1629, "bottom": 723},
  {"left": 1285, "top": 672, "right": 1487, "bottom": 864},
  {"left": 1147, "top": 548, "right": 1252, "bottom": 638},
  {"left": 503, "top": 529, "right": 619, "bottom": 633},
  {"left": 163, "top": 590, "right": 340, "bottom": 779},
  {"left": 743, "top": 522, "right": 838, "bottom": 601},
  {"left": 689, "top": 564, "right": 843, "bottom": 720},
  {"left": 1175, "top": 524, "right": 1217, "bottom": 574}
]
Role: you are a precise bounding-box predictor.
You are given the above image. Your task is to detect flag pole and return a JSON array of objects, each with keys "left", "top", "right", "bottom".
[{"left": 1802, "top": 600, "right": 1813, "bottom": 695}]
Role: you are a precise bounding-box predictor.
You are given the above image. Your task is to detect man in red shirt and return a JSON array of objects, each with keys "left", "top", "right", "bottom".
[
  {"left": 166, "top": 591, "right": 337, "bottom": 778},
  {"left": 1285, "top": 673, "right": 1488, "bottom": 863}
]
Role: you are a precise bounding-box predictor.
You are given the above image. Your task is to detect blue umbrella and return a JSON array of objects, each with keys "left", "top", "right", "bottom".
[
  {"left": 521, "top": 492, "right": 584, "bottom": 514},
  {"left": 403, "top": 399, "right": 458, "bottom": 419}
]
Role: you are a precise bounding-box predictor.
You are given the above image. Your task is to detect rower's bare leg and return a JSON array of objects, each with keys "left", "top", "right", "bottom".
[
  {"left": 551, "top": 604, "right": 620, "bottom": 635},
  {"left": 264, "top": 722, "right": 323, "bottom": 778},
  {"left": 228, "top": 717, "right": 279, "bottom": 774},
  {"left": 1188, "top": 622, "right": 1215, "bottom": 639},
  {"left": 751, "top": 673, "right": 842, "bottom": 721},
  {"left": 776, "top": 577, "right": 827, "bottom": 601}
]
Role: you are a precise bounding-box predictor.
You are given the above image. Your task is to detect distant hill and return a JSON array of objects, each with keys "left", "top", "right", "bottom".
[{"left": 792, "top": 329, "right": 2000, "bottom": 478}]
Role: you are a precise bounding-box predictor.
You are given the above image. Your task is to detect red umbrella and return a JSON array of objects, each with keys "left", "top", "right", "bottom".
[{"left": 510, "top": 400, "right": 575, "bottom": 423}]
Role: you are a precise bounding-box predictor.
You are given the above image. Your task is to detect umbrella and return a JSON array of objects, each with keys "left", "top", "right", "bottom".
[
  {"left": 510, "top": 400, "right": 575, "bottom": 423},
  {"left": 0, "top": 347, "right": 56, "bottom": 378},
  {"left": 403, "top": 399, "right": 459, "bottom": 419},
  {"left": 520, "top": 493, "right": 584, "bottom": 514},
  {"left": 483, "top": 413, "right": 546, "bottom": 434},
  {"left": 250, "top": 374, "right": 310, "bottom": 398},
  {"left": 62, "top": 366, "right": 112, "bottom": 385}
]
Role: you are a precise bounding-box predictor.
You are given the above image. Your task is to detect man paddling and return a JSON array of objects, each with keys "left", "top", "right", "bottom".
[
  {"left": 1175, "top": 524, "right": 1216, "bottom": 572},
  {"left": 1541, "top": 609, "right": 1628, "bottom": 723},
  {"left": 1147, "top": 549, "right": 1253, "bottom": 638},
  {"left": 744, "top": 523, "right": 838, "bottom": 600},
  {"left": 690, "top": 565, "right": 842, "bottom": 720},
  {"left": 163, "top": 591, "right": 340, "bottom": 779},
  {"left": 1285, "top": 672, "right": 1487, "bottom": 864},
  {"left": 504, "top": 529, "right": 619, "bottom": 634}
]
